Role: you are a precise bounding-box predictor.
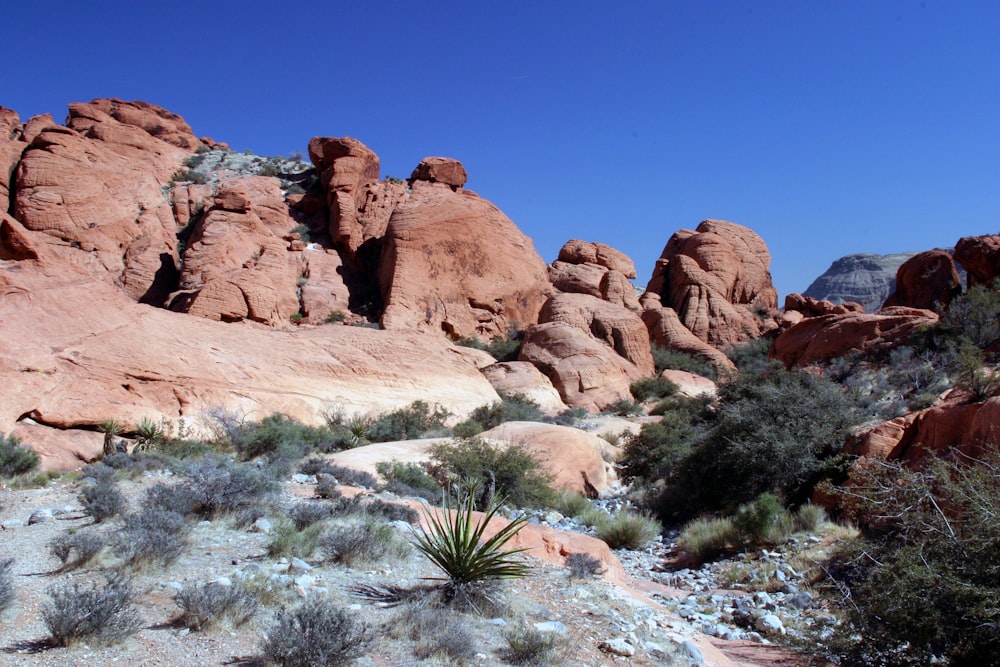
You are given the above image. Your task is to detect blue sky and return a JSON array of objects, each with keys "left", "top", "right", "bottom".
[{"left": 4, "top": 1, "right": 998, "bottom": 298}]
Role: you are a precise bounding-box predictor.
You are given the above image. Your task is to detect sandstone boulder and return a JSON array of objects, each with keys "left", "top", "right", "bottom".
[
  {"left": 883, "top": 250, "right": 961, "bottom": 310},
  {"left": 170, "top": 177, "right": 300, "bottom": 324},
  {"left": 660, "top": 370, "right": 717, "bottom": 398},
  {"left": 0, "top": 108, "right": 26, "bottom": 204},
  {"left": 772, "top": 307, "right": 939, "bottom": 367},
  {"left": 481, "top": 362, "right": 568, "bottom": 414},
  {"left": 640, "top": 296, "right": 735, "bottom": 372},
  {"left": 410, "top": 156, "right": 467, "bottom": 188},
  {"left": 644, "top": 220, "right": 779, "bottom": 348},
  {"left": 518, "top": 321, "right": 639, "bottom": 412},
  {"left": 307, "top": 136, "right": 384, "bottom": 254},
  {"left": 784, "top": 293, "right": 864, "bottom": 317},
  {"left": 0, "top": 259, "right": 500, "bottom": 468},
  {"left": 955, "top": 234, "right": 1000, "bottom": 288},
  {"left": 67, "top": 98, "right": 203, "bottom": 150},
  {"left": 558, "top": 239, "right": 637, "bottom": 279},
  {"left": 539, "top": 292, "right": 654, "bottom": 374},
  {"left": 378, "top": 179, "right": 550, "bottom": 339}
]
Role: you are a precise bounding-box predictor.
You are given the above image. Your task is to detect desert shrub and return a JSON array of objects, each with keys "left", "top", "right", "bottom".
[
  {"left": 116, "top": 508, "right": 191, "bottom": 570},
  {"left": 658, "top": 365, "right": 861, "bottom": 521},
  {"left": 0, "top": 558, "right": 14, "bottom": 615},
  {"left": 375, "top": 459, "right": 440, "bottom": 501},
  {"left": 78, "top": 478, "right": 127, "bottom": 523},
  {"left": 652, "top": 345, "right": 718, "bottom": 379},
  {"left": 499, "top": 625, "right": 559, "bottom": 665},
  {"left": 237, "top": 413, "right": 341, "bottom": 460},
  {"left": 821, "top": 453, "right": 1000, "bottom": 666},
  {"left": 565, "top": 552, "right": 603, "bottom": 578},
  {"left": 170, "top": 168, "right": 207, "bottom": 184},
  {"left": 175, "top": 581, "right": 258, "bottom": 631},
  {"left": 678, "top": 516, "right": 737, "bottom": 564},
  {"left": 100, "top": 451, "right": 173, "bottom": 475},
  {"left": 327, "top": 465, "right": 378, "bottom": 488},
  {"left": 365, "top": 401, "right": 451, "bottom": 442},
  {"left": 267, "top": 519, "right": 325, "bottom": 559},
  {"left": 0, "top": 433, "right": 40, "bottom": 477},
  {"left": 934, "top": 281, "right": 1000, "bottom": 350},
  {"left": 427, "top": 437, "right": 555, "bottom": 509},
  {"left": 392, "top": 604, "right": 478, "bottom": 662},
  {"left": 288, "top": 501, "right": 336, "bottom": 530},
  {"left": 414, "top": 493, "right": 530, "bottom": 611},
  {"left": 454, "top": 330, "right": 522, "bottom": 362},
  {"left": 346, "top": 496, "right": 419, "bottom": 523},
  {"left": 158, "top": 453, "right": 278, "bottom": 518},
  {"left": 620, "top": 396, "right": 712, "bottom": 484},
  {"left": 314, "top": 476, "right": 343, "bottom": 500},
  {"left": 552, "top": 491, "right": 590, "bottom": 518},
  {"left": 324, "top": 310, "right": 346, "bottom": 324},
  {"left": 319, "top": 521, "right": 399, "bottom": 566},
  {"left": 731, "top": 492, "right": 784, "bottom": 544},
  {"left": 548, "top": 406, "right": 588, "bottom": 426},
  {"left": 44, "top": 573, "right": 141, "bottom": 646},
  {"left": 630, "top": 376, "right": 680, "bottom": 402},
  {"left": 594, "top": 509, "right": 660, "bottom": 549},
  {"left": 260, "top": 598, "right": 371, "bottom": 667},
  {"left": 603, "top": 399, "right": 642, "bottom": 416},
  {"left": 49, "top": 528, "right": 106, "bottom": 570},
  {"left": 461, "top": 392, "right": 546, "bottom": 431},
  {"left": 792, "top": 502, "right": 825, "bottom": 532}
]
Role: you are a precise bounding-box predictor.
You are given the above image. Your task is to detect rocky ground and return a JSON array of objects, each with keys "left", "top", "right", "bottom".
[{"left": 0, "top": 464, "right": 828, "bottom": 667}]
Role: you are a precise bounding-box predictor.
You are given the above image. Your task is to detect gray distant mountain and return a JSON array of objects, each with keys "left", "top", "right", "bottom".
[{"left": 802, "top": 252, "right": 919, "bottom": 313}]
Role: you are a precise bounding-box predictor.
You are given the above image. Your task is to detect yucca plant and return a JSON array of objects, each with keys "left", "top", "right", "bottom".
[{"left": 413, "top": 491, "right": 530, "bottom": 610}]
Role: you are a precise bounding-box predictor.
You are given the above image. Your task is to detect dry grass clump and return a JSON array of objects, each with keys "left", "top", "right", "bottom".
[
  {"left": 260, "top": 598, "right": 371, "bottom": 667},
  {"left": 593, "top": 509, "right": 660, "bottom": 549},
  {"left": 498, "top": 624, "right": 560, "bottom": 665},
  {"left": 174, "top": 581, "right": 259, "bottom": 631},
  {"left": 49, "top": 528, "right": 107, "bottom": 571},
  {"left": 43, "top": 573, "right": 141, "bottom": 647}
]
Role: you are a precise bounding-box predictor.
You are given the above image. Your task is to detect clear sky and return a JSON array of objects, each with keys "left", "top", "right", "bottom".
[{"left": 4, "top": 1, "right": 998, "bottom": 298}]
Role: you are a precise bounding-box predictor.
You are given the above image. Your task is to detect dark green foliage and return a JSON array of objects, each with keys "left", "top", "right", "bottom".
[
  {"left": 458, "top": 393, "right": 546, "bottom": 432},
  {"left": 49, "top": 528, "right": 106, "bottom": 570},
  {"left": 823, "top": 453, "right": 1000, "bottom": 666},
  {"left": 324, "top": 310, "right": 346, "bottom": 323},
  {"left": 604, "top": 399, "right": 642, "bottom": 416},
  {"left": 658, "top": 365, "right": 861, "bottom": 521},
  {"left": 375, "top": 459, "right": 440, "bottom": 502},
  {"left": 620, "top": 395, "right": 712, "bottom": 483},
  {"left": 454, "top": 330, "right": 522, "bottom": 362},
  {"left": 175, "top": 581, "right": 258, "bottom": 631},
  {"left": 44, "top": 573, "right": 141, "bottom": 646},
  {"left": 630, "top": 376, "right": 680, "bottom": 402},
  {"left": 652, "top": 345, "right": 719, "bottom": 379},
  {"left": 365, "top": 401, "right": 451, "bottom": 442},
  {"left": 731, "top": 492, "right": 783, "bottom": 543},
  {"left": 0, "top": 558, "right": 13, "bottom": 614},
  {"left": 549, "top": 406, "right": 588, "bottom": 426},
  {"left": 724, "top": 338, "right": 774, "bottom": 374},
  {"left": 260, "top": 598, "right": 371, "bottom": 667},
  {"left": 0, "top": 433, "right": 40, "bottom": 477},
  {"left": 78, "top": 478, "right": 127, "bottom": 523},
  {"left": 325, "top": 465, "right": 378, "bottom": 488},
  {"left": 452, "top": 420, "right": 484, "bottom": 438},
  {"left": 346, "top": 496, "right": 419, "bottom": 523},
  {"left": 935, "top": 281, "right": 1000, "bottom": 350},
  {"left": 237, "top": 413, "right": 342, "bottom": 461},
  {"left": 427, "top": 437, "right": 555, "bottom": 508},
  {"left": 115, "top": 508, "right": 191, "bottom": 569}
]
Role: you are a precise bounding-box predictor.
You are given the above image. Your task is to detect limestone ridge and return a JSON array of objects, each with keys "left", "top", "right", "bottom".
[{"left": 803, "top": 252, "right": 919, "bottom": 313}]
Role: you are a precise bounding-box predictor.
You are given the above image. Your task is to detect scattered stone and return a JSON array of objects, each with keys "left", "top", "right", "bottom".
[
  {"left": 533, "top": 621, "right": 567, "bottom": 634},
  {"left": 253, "top": 518, "right": 273, "bottom": 534},
  {"left": 598, "top": 638, "right": 636, "bottom": 657},
  {"left": 28, "top": 509, "right": 54, "bottom": 524},
  {"left": 755, "top": 614, "right": 785, "bottom": 635},
  {"left": 679, "top": 639, "right": 705, "bottom": 666}
]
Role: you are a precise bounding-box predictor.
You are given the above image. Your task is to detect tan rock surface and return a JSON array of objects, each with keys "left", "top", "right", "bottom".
[
  {"left": 0, "top": 260, "right": 499, "bottom": 467},
  {"left": 540, "top": 292, "right": 654, "bottom": 374},
  {"left": 660, "top": 369, "right": 717, "bottom": 398},
  {"left": 772, "top": 307, "right": 939, "bottom": 367},
  {"left": 644, "top": 220, "right": 778, "bottom": 348},
  {"left": 68, "top": 98, "right": 202, "bottom": 150},
  {"left": 784, "top": 293, "right": 864, "bottom": 316},
  {"left": 481, "top": 362, "right": 569, "bottom": 414},
  {"left": 378, "top": 179, "right": 550, "bottom": 339},
  {"left": 410, "top": 156, "right": 467, "bottom": 188},
  {"left": 640, "top": 298, "right": 736, "bottom": 372},
  {"left": 558, "top": 239, "right": 638, "bottom": 278},
  {"left": 307, "top": 136, "right": 382, "bottom": 254},
  {"left": 519, "top": 321, "right": 640, "bottom": 412},
  {"left": 9, "top": 422, "right": 103, "bottom": 472}
]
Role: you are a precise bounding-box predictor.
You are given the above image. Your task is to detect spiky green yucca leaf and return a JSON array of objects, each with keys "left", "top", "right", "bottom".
[{"left": 413, "top": 493, "right": 530, "bottom": 585}]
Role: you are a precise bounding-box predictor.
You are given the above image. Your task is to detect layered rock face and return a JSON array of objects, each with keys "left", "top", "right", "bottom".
[
  {"left": 377, "top": 174, "right": 551, "bottom": 339},
  {"left": 803, "top": 252, "right": 919, "bottom": 313},
  {"left": 643, "top": 220, "right": 779, "bottom": 348}
]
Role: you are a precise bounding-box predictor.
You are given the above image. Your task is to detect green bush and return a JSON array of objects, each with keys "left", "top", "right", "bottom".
[
  {"left": 427, "top": 437, "right": 555, "bottom": 509},
  {"left": 365, "top": 401, "right": 451, "bottom": 442},
  {"left": 630, "top": 376, "right": 680, "bottom": 402},
  {"left": 0, "top": 433, "right": 40, "bottom": 477},
  {"left": 237, "top": 413, "right": 342, "bottom": 460},
  {"left": 268, "top": 519, "right": 325, "bottom": 559},
  {"left": 458, "top": 393, "right": 545, "bottom": 432},
  {"left": 619, "top": 395, "right": 712, "bottom": 484},
  {"left": 593, "top": 510, "right": 660, "bottom": 549},
  {"left": 551, "top": 491, "right": 590, "bottom": 518},
  {"left": 375, "top": 460, "right": 440, "bottom": 501},
  {"left": 146, "top": 454, "right": 278, "bottom": 518},
  {"left": 658, "top": 365, "right": 861, "bottom": 521},
  {"left": 454, "top": 330, "right": 522, "bottom": 362},
  {"left": 823, "top": 452, "right": 1000, "bottom": 666},
  {"left": 731, "top": 492, "right": 783, "bottom": 544},
  {"left": 170, "top": 168, "right": 207, "bottom": 184},
  {"left": 678, "top": 516, "right": 736, "bottom": 564},
  {"left": 604, "top": 399, "right": 642, "bottom": 416},
  {"left": 324, "top": 310, "right": 346, "bottom": 324},
  {"left": 652, "top": 345, "right": 718, "bottom": 379}
]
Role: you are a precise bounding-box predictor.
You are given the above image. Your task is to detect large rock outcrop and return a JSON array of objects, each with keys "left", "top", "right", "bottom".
[
  {"left": 549, "top": 239, "right": 640, "bottom": 311},
  {"left": 378, "top": 176, "right": 550, "bottom": 339},
  {"left": 954, "top": 234, "right": 1000, "bottom": 288},
  {"left": 643, "top": 220, "right": 778, "bottom": 348},
  {"left": 772, "top": 306, "right": 939, "bottom": 367},
  {"left": 883, "top": 249, "right": 962, "bottom": 310}
]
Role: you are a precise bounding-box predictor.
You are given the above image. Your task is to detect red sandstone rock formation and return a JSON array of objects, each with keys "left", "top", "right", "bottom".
[
  {"left": 882, "top": 250, "right": 961, "bottom": 310},
  {"left": 550, "top": 239, "right": 641, "bottom": 311},
  {"left": 783, "top": 293, "right": 864, "bottom": 317},
  {"left": 481, "top": 362, "right": 568, "bottom": 414},
  {"left": 772, "top": 306, "right": 939, "bottom": 367},
  {"left": 955, "top": 234, "right": 1000, "bottom": 288},
  {"left": 378, "top": 178, "right": 550, "bottom": 339},
  {"left": 643, "top": 220, "right": 779, "bottom": 348},
  {"left": 410, "top": 156, "right": 467, "bottom": 188},
  {"left": 639, "top": 293, "right": 735, "bottom": 372}
]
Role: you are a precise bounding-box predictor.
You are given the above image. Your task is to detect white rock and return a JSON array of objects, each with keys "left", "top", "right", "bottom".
[
  {"left": 28, "top": 508, "right": 54, "bottom": 524},
  {"left": 755, "top": 614, "right": 785, "bottom": 635},
  {"left": 598, "top": 638, "right": 635, "bottom": 657},
  {"left": 679, "top": 639, "right": 705, "bottom": 667},
  {"left": 533, "top": 621, "right": 567, "bottom": 634}
]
